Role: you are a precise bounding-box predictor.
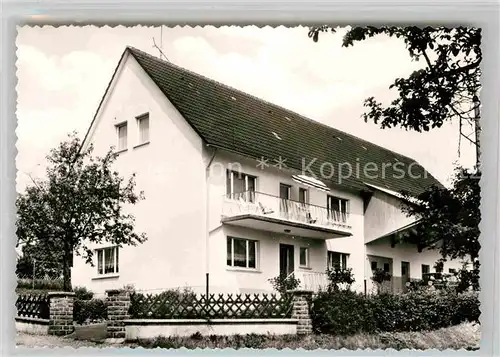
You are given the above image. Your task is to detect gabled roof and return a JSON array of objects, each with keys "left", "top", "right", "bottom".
[{"left": 103, "top": 46, "right": 443, "bottom": 196}]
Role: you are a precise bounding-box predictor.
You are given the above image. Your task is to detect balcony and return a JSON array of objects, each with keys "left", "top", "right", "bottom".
[{"left": 221, "top": 191, "right": 352, "bottom": 239}]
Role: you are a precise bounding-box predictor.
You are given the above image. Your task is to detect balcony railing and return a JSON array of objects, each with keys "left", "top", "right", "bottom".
[
  {"left": 292, "top": 271, "right": 329, "bottom": 292},
  {"left": 222, "top": 191, "right": 351, "bottom": 230}
]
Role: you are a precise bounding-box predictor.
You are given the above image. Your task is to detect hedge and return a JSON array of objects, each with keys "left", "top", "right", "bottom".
[
  {"left": 17, "top": 278, "right": 64, "bottom": 291},
  {"left": 311, "top": 289, "right": 479, "bottom": 335},
  {"left": 73, "top": 298, "right": 108, "bottom": 324}
]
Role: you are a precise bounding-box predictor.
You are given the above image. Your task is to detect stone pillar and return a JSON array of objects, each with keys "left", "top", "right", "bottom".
[
  {"left": 106, "top": 289, "right": 130, "bottom": 341},
  {"left": 47, "top": 292, "right": 75, "bottom": 336},
  {"left": 290, "top": 290, "right": 313, "bottom": 335}
]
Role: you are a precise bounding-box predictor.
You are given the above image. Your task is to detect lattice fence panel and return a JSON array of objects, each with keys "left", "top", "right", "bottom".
[
  {"left": 129, "top": 292, "right": 293, "bottom": 319},
  {"left": 16, "top": 293, "right": 50, "bottom": 319}
]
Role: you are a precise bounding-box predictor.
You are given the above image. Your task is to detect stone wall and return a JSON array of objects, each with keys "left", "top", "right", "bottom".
[
  {"left": 47, "top": 292, "right": 76, "bottom": 336},
  {"left": 290, "top": 290, "right": 313, "bottom": 335},
  {"left": 106, "top": 289, "right": 131, "bottom": 340}
]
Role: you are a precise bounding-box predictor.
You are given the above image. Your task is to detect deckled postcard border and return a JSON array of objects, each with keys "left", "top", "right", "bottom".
[{"left": 1, "top": 0, "right": 499, "bottom": 355}]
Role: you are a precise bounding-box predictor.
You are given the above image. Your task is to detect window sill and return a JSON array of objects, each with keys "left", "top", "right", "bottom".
[
  {"left": 299, "top": 266, "right": 312, "bottom": 270},
  {"left": 133, "top": 141, "right": 150, "bottom": 149},
  {"left": 116, "top": 148, "right": 128, "bottom": 155},
  {"left": 226, "top": 267, "right": 261, "bottom": 274},
  {"left": 92, "top": 273, "right": 120, "bottom": 280}
]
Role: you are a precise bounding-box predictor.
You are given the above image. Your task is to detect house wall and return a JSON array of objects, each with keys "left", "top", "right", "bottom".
[
  {"left": 72, "top": 53, "right": 209, "bottom": 294},
  {"left": 364, "top": 190, "right": 416, "bottom": 243},
  {"left": 207, "top": 225, "right": 327, "bottom": 294},
  {"left": 71, "top": 52, "right": 462, "bottom": 296},
  {"left": 364, "top": 236, "right": 467, "bottom": 292},
  {"left": 205, "top": 151, "right": 364, "bottom": 293}
]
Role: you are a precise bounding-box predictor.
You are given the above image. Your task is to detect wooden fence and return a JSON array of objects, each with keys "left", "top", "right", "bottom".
[
  {"left": 15, "top": 293, "right": 50, "bottom": 319},
  {"left": 129, "top": 292, "right": 294, "bottom": 319}
]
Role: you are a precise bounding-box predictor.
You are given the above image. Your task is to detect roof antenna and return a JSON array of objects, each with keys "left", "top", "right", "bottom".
[{"left": 152, "top": 25, "right": 169, "bottom": 62}]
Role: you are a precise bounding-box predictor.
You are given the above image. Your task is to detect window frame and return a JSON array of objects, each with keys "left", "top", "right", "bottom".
[
  {"left": 279, "top": 183, "right": 291, "bottom": 200},
  {"left": 328, "top": 251, "right": 349, "bottom": 270},
  {"left": 96, "top": 246, "right": 119, "bottom": 275},
  {"left": 136, "top": 113, "right": 150, "bottom": 146},
  {"left": 299, "top": 187, "right": 308, "bottom": 204},
  {"left": 226, "top": 170, "right": 257, "bottom": 201},
  {"left": 327, "top": 195, "right": 349, "bottom": 222},
  {"left": 115, "top": 121, "right": 128, "bottom": 152},
  {"left": 421, "top": 264, "right": 430, "bottom": 276},
  {"left": 226, "top": 236, "right": 259, "bottom": 269},
  {"left": 299, "top": 247, "right": 310, "bottom": 268}
]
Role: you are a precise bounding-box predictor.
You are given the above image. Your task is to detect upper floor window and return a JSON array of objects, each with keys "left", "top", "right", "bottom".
[
  {"left": 96, "top": 246, "right": 119, "bottom": 275},
  {"left": 116, "top": 122, "right": 127, "bottom": 151},
  {"left": 226, "top": 170, "right": 256, "bottom": 202},
  {"left": 327, "top": 195, "right": 349, "bottom": 222},
  {"left": 136, "top": 113, "right": 150, "bottom": 145},
  {"left": 299, "top": 188, "right": 308, "bottom": 204},
  {"left": 279, "top": 183, "right": 291, "bottom": 200}
]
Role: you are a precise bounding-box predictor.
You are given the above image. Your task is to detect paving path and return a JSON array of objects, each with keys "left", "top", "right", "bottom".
[{"left": 15, "top": 333, "right": 135, "bottom": 349}]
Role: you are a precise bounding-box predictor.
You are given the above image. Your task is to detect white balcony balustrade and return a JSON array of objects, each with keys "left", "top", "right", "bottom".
[{"left": 222, "top": 191, "right": 351, "bottom": 233}]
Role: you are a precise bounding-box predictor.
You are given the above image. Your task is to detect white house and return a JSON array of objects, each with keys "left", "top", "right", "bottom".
[{"left": 72, "top": 46, "right": 467, "bottom": 295}]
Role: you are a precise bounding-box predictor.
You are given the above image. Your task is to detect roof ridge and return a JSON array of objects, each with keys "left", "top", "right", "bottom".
[{"left": 126, "top": 46, "right": 427, "bottom": 167}]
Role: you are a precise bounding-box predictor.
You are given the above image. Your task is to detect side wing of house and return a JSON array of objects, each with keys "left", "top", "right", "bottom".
[
  {"left": 364, "top": 190, "right": 416, "bottom": 244},
  {"left": 72, "top": 50, "right": 211, "bottom": 294}
]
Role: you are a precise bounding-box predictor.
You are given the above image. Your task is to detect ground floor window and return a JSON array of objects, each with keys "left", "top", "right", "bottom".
[
  {"left": 96, "top": 246, "right": 119, "bottom": 275},
  {"left": 421, "top": 264, "right": 430, "bottom": 275},
  {"left": 227, "top": 237, "right": 258, "bottom": 269},
  {"left": 328, "top": 251, "right": 349, "bottom": 270},
  {"left": 299, "top": 247, "right": 309, "bottom": 268}
]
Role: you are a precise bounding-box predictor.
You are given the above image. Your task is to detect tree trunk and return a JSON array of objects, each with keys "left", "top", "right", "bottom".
[
  {"left": 62, "top": 251, "right": 72, "bottom": 292},
  {"left": 474, "top": 96, "right": 481, "bottom": 169}
]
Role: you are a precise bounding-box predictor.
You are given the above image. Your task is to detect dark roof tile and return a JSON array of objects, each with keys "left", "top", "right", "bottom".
[{"left": 127, "top": 46, "right": 443, "bottom": 196}]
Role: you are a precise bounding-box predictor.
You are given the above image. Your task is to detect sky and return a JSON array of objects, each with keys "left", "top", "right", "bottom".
[{"left": 15, "top": 25, "right": 476, "bottom": 192}]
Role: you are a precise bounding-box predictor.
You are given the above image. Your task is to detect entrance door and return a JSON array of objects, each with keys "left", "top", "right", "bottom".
[
  {"left": 279, "top": 244, "right": 294, "bottom": 277},
  {"left": 401, "top": 261, "right": 410, "bottom": 291}
]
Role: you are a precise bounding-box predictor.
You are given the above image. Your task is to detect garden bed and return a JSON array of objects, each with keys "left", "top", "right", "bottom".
[{"left": 134, "top": 322, "right": 480, "bottom": 350}]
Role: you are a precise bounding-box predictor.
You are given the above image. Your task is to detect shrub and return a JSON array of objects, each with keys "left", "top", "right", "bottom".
[
  {"left": 311, "top": 289, "right": 479, "bottom": 335},
  {"left": 17, "top": 278, "right": 64, "bottom": 291},
  {"left": 311, "top": 290, "right": 373, "bottom": 335},
  {"left": 73, "top": 286, "right": 94, "bottom": 300},
  {"left": 129, "top": 288, "right": 198, "bottom": 319},
  {"left": 325, "top": 267, "right": 355, "bottom": 292},
  {"left": 268, "top": 273, "right": 300, "bottom": 294},
  {"left": 456, "top": 265, "right": 480, "bottom": 292},
  {"left": 73, "top": 298, "right": 108, "bottom": 324},
  {"left": 371, "top": 269, "right": 392, "bottom": 284},
  {"left": 371, "top": 269, "right": 393, "bottom": 295}
]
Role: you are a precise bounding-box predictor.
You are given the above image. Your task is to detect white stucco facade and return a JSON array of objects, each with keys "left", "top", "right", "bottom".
[{"left": 72, "top": 51, "right": 468, "bottom": 296}]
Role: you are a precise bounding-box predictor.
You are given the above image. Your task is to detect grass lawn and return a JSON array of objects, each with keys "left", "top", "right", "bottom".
[{"left": 135, "top": 322, "right": 480, "bottom": 350}]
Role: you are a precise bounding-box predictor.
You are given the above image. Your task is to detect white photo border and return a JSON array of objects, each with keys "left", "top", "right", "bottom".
[{"left": 1, "top": 0, "right": 499, "bottom": 355}]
